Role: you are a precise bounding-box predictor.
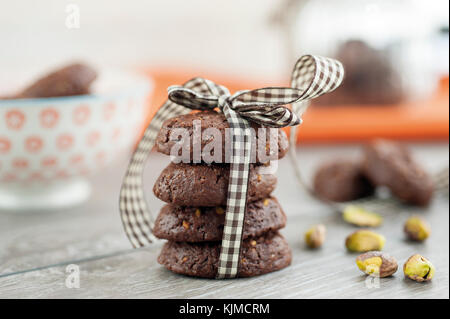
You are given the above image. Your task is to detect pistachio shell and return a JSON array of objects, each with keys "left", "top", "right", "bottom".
[{"left": 356, "top": 251, "right": 398, "bottom": 277}]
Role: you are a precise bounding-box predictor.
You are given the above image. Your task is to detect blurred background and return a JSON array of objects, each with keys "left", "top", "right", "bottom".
[
  {"left": 0, "top": 0, "right": 449, "bottom": 208},
  {"left": 1, "top": 0, "right": 448, "bottom": 143}
]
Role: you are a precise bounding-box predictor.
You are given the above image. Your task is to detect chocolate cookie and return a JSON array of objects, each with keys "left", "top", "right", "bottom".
[
  {"left": 155, "top": 111, "right": 289, "bottom": 164},
  {"left": 158, "top": 232, "right": 291, "bottom": 278},
  {"left": 14, "top": 63, "right": 97, "bottom": 98},
  {"left": 314, "top": 40, "right": 403, "bottom": 106},
  {"left": 153, "top": 197, "right": 286, "bottom": 242},
  {"left": 313, "top": 160, "right": 375, "bottom": 202},
  {"left": 362, "top": 139, "right": 434, "bottom": 206},
  {"left": 153, "top": 162, "right": 277, "bottom": 206}
]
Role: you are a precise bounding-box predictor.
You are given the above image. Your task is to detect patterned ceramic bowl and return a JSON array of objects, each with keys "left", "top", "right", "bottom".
[{"left": 0, "top": 70, "right": 152, "bottom": 211}]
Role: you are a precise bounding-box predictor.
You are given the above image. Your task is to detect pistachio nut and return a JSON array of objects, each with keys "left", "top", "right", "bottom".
[
  {"left": 305, "top": 224, "right": 326, "bottom": 248},
  {"left": 342, "top": 205, "right": 383, "bottom": 227},
  {"left": 403, "top": 254, "right": 435, "bottom": 282},
  {"left": 345, "top": 229, "right": 385, "bottom": 252},
  {"left": 356, "top": 251, "right": 398, "bottom": 277},
  {"left": 404, "top": 216, "right": 431, "bottom": 241}
]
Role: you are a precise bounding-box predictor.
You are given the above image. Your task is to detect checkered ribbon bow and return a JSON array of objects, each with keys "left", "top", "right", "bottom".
[{"left": 119, "top": 55, "right": 344, "bottom": 279}]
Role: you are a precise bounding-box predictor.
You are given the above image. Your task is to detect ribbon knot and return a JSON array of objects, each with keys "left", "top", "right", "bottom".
[
  {"left": 167, "top": 79, "right": 306, "bottom": 128},
  {"left": 217, "top": 94, "right": 230, "bottom": 111},
  {"left": 119, "top": 55, "right": 344, "bottom": 279}
]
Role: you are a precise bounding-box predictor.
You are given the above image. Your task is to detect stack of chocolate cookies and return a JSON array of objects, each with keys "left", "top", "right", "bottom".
[{"left": 152, "top": 111, "right": 292, "bottom": 278}]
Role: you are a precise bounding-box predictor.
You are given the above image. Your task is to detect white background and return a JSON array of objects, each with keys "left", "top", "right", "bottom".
[{"left": 0, "top": 0, "right": 448, "bottom": 91}]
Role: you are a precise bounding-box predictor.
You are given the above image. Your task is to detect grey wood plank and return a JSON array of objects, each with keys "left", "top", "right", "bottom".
[
  {"left": 0, "top": 194, "right": 448, "bottom": 299},
  {"left": 0, "top": 143, "right": 448, "bottom": 298}
]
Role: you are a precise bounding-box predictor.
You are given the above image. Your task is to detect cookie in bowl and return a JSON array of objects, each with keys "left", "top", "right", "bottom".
[{"left": 0, "top": 62, "right": 153, "bottom": 210}]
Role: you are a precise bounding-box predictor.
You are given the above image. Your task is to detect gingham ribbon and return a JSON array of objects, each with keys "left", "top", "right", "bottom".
[{"left": 119, "top": 55, "right": 344, "bottom": 279}]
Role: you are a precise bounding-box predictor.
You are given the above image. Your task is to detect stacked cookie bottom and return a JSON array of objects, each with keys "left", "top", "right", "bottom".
[{"left": 152, "top": 163, "right": 292, "bottom": 278}]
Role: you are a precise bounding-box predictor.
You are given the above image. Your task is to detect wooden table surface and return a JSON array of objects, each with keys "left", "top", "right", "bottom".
[{"left": 0, "top": 143, "right": 448, "bottom": 299}]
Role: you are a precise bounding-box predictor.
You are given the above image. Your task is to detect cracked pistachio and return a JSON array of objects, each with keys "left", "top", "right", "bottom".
[
  {"left": 356, "top": 251, "right": 398, "bottom": 277},
  {"left": 403, "top": 254, "right": 435, "bottom": 282}
]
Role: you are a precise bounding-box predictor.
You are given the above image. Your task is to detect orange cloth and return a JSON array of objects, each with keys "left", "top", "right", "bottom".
[{"left": 142, "top": 69, "right": 449, "bottom": 143}]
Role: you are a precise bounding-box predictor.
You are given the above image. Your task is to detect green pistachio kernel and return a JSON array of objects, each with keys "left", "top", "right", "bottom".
[
  {"left": 345, "top": 230, "right": 385, "bottom": 252},
  {"left": 342, "top": 205, "right": 383, "bottom": 227}
]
